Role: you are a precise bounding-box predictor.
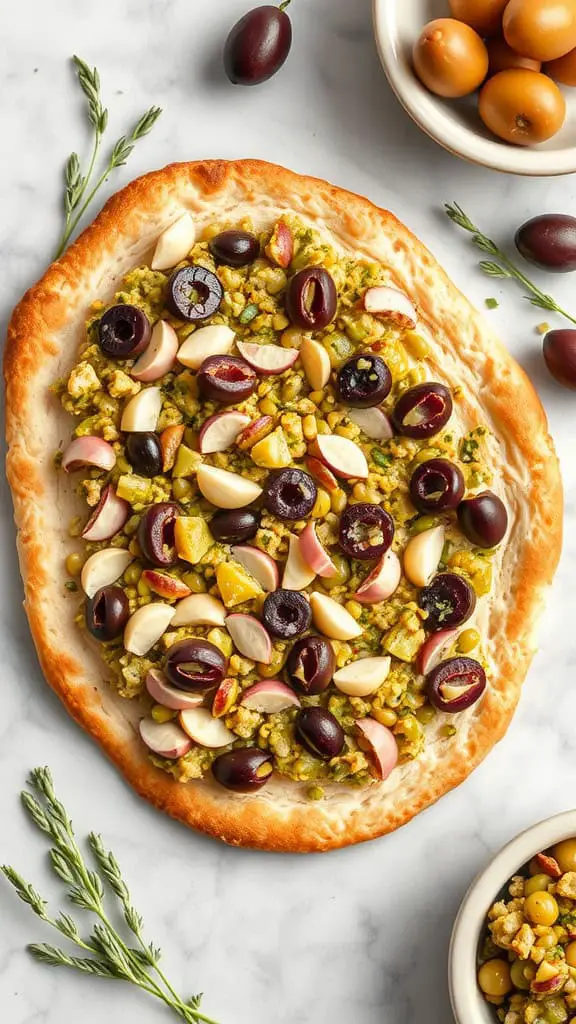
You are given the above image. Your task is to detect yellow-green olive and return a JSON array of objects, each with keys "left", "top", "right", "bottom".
[
  {"left": 552, "top": 839, "right": 576, "bottom": 874},
  {"left": 524, "top": 891, "right": 559, "bottom": 927},
  {"left": 477, "top": 959, "right": 512, "bottom": 997},
  {"left": 510, "top": 958, "right": 533, "bottom": 990},
  {"left": 322, "top": 552, "right": 350, "bottom": 590},
  {"left": 525, "top": 873, "right": 554, "bottom": 896}
]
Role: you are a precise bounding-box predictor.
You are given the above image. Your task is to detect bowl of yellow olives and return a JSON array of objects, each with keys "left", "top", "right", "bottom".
[{"left": 450, "top": 811, "right": 576, "bottom": 1024}]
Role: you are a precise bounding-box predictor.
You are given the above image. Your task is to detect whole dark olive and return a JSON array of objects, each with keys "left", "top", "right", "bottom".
[
  {"left": 338, "top": 503, "right": 394, "bottom": 561},
  {"left": 197, "top": 355, "right": 257, "bottom": 405},
  {"left": 286, "top": 267, "right": 337, "bottom": 331},
  {"left": 295, "top": 707, "right": 345, "bottom": 760},
  {"left": 410, "top": 458, "right": 465, "bottom": 513},
  {"left": 224, "top": 4, "right": 292, "bottom": 86},
  {"left": 262, "top": 590, "right": 312, "bottom": 640},
  {"left": 457, "top": 492, "right": 508, "bottom": 548},
  {"left": 209, "top": 230, "right": 260, "bottom": 267},
  {"left": 166, "top": 265, "right": 223, "bottom": 322},
  {"left": 419, "top": 573, "right": 476, "bottom": 632},
  {"left": 286, "top": 635, "right": 335, "bottom": 695},
  {"left": 125, "top": 432, "right": 163, "bottom": 478},
  {"left": 515, "top": 214, "right": 576, "bottom": 273},
  {"left": 263, "top": 468, "right": 317, "bottom": 520},
  {"left": 85, "top": 586, "right": 129, "bottom": 642},
  {"left": 165, "top": 639, "right": 228, "bottom": 692},
  {"left": 335, "top": 353, "right": 392, "bottom": 408},
  {"left": 138, "top": 503, "right": 179, "bottom": 568},
  {"left": 212, "top": 748, "right": 274, "bottom": 792},
  {"left": 427, "top": 657, "right": 486, "bottom": 713},
  {"left": 98, "top": 304, "right": 151, "bottom": 359},
  {"left": 393, "top": 383, "right": 453, "bottom": 439},
  {"left": 209, "top": 508, "right": 260, "bottom": 544},
  {"left": 543, "top": 329, "right": 576, "bottom": 389}
]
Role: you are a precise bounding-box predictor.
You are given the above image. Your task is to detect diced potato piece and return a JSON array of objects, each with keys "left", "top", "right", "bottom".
[
  {"left": 174, "top": 517, "right": 213, "bottom": 564},
  {"left": 216, "top": 561, "right": 263, "bottom": 608},
  {"left": 250, "top": 428, "right": 292, "bottom": 469}
]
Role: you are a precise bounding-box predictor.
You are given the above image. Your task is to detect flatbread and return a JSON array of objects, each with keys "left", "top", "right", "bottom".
[{"left": 4, "top": 160, "right": 562, "bottom": 852}]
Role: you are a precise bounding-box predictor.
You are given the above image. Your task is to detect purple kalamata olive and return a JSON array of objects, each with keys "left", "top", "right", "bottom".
[
  {"left": 286, "top": 636, "right": 335, "bottom": 695},
  {"left": 197, "top": 355, "right": 257, "bottom": 405},
  {"left": 457, "top": 492, "right": 508, "bottom": 548},
  {"left": 410, "top": 458, "right": 465, "bottom": 513},
  {"left": 295, "top": 707, "right": 345, "bottom": 760},
  {"left": 419, "top": 573, "right": 476, "bottom": 632},
  {"left": 515, "top": 214, "right": 576, "bottom": 273},
  {"left": 138, "top": 503, "right": 179, "bottom": 568},
  {"left": 85, "top": 586, "right": 130, "bottom": 642},
  {"left": 209, "top": 508, "right": 260, "bottom": 544},
  {"left": 98, "top": 304, "right": 151, "bottom": 359},
  {"left": 393, "top": 383, "right": 453, "bottom": 439},
  {"left": 338, "top": 503, "right": 395, "bottom": 561},
  {"left": 263, "top": 468, "right": 317, "bottom": 520},
  {"left": 427, "top": 657, "right": 486, "bottom": 713},
  {"left": 209, "top": 230, "right": 260, "bottom": 267},
  {"left": 543, "top": 329, "right": 576, "bottom": 389},
  {"left": 335, "top": 353, "right": 392, "bottom": 408},
  {"left": 166, "top": 266, "right": 223, "bottom": 322},
  {"left": 212, "top": 748, "right": 274, "bottom": 792},
  {"left": 165, "top": 639, "right": 228, "bottom": 692},
  {"left": 224, "top": 5, "right": 292, "bottom": 86},
  {"left": 286, "top": 267, "right": 337, "bottom": 331},
  {"left": 262, "top": 590, "right": 312, "bottom": 640},
  {"left": 125, "top": 432, "right": 163, "bottom": 478}
]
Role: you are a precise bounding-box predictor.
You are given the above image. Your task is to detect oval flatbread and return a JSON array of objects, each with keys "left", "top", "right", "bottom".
[{"left": 4, "top": 160, "right": 562, "bottom": 851}]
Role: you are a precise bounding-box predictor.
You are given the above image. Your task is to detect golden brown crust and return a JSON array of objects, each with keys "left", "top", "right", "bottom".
[{"left": 4, "top": 160, "right": 562, "bottom": 852}]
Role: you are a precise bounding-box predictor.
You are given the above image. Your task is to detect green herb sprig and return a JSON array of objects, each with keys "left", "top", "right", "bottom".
[
  {"left": 2, "top": 768, "right": 218, "bottom": 1024},
  {"left": 56, "top": 57, "right": 162, "bottom": 258},
  {"left": 445, "top": 202, "right": 576, "bottom": 327}
]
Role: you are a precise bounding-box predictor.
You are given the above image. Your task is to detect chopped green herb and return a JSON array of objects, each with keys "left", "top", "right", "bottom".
[
  {"left": 239, "top": 303, "right": 259, "bottom": 324},
  {"left": 485, "top": 298, "right": 499, "bottom": 310},
  {"left": 371, "top": 448, "right": 392, "bottom": 469},
  {"left": 64, "top": 580, "right": 78, "bottom": 592}
]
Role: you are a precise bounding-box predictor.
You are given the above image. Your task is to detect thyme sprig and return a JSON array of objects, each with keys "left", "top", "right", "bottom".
[
  {"left": 55, "top": 57, "right": 161, "bottom": 258},
  {"left": 445, "top": 202, "right": 576, "bottom": 327},
  {"left": 2, "top": 768, "right": 218, "bottom": 1024}
]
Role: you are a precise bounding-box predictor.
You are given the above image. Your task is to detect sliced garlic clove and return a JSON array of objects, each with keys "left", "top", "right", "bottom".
[
  {"left": 82, "top": 485, "right": 130, "bottom": 542},
  {"left": 309, "top": 592, "right": 363, "bottom": 641},
  {"left": 80, "top": 547, "right": 134, "bottom": 598},
  {"left": 363, "top": 286, "right": 418, "bottom": 329},
  {"left": 196, "top": 464, "right": 262, "bottom": 509},
  {"left": 177, "top": 325, "right": 235, "bottom": 370},
  {"left": 171, "top": 593, "right": 227, "bottom": 628},
  {"left": 131, "top": 321, "right": 178, "bottom": 382},
  {"left": 333, "top": 656, "right": 391, "bottom": 697},
  {"left": 282, "top": 534, "right": 316, "bottom": 590},
  {"left": 123, "top": 603, "right": 175, "bottom": 656},
  {"left": 179, "top": 708, "right": 235, "bottom": 748},
  {"left": 120, "top": 387, "right": 163, "bottom": 432},
  {"left": 300, "top": 337, "right": 331, "bottom": 391},
  {"left": 403, "top": 525, "right": 445, "bottom": 588},
  {"left": 139, "top": 718, "right": 192, "bottom": 758},
  {"left": 62, "top": 436, "right": 116, "bottom": 472},
  {"left": 151, "top": 214, "right": 196, "bottom": 271}
]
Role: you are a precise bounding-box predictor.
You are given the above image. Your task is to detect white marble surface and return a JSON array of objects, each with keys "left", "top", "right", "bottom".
[{"left": 1, "top": 1, "right": 576, "bottom": 1022}]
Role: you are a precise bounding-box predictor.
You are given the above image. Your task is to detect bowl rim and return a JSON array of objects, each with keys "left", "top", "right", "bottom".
[
  {"left": 372, "top": 0, "right": 576, "bottom": 178},
  {"left": 449, "top": 809, "right": 576, "bottom": 1024}
]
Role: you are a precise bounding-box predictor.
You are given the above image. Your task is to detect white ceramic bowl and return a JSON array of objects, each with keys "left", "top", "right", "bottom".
[
  {"left": 372, "top": 0, "right": 576, "bottom": 176},
  {"left": 450, "top": 810, "right": 576, "bottom": 1024}
]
